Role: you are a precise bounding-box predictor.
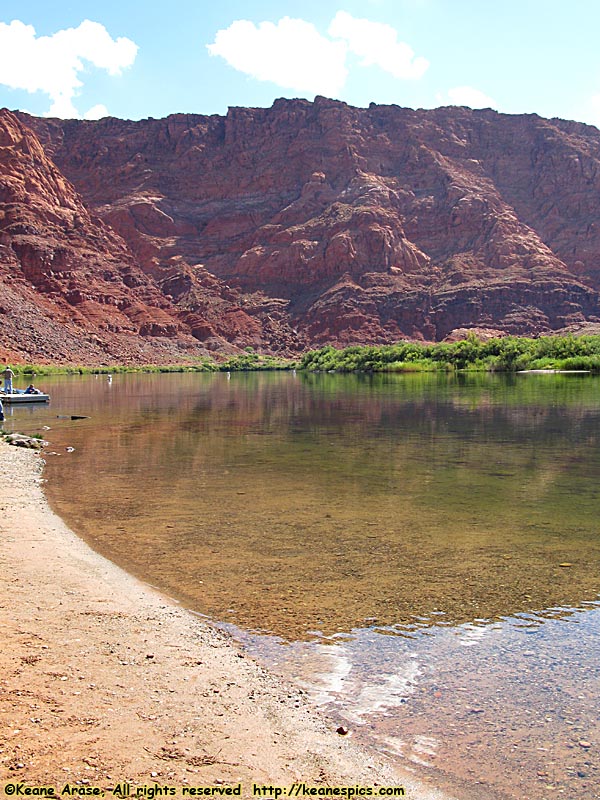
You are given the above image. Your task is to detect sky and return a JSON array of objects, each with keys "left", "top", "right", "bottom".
[{"left": 1, "top": 0, "right": 600, "bottom": 128}]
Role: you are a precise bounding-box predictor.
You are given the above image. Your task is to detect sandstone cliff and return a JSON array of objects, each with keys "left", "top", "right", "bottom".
[{"left": 3, "top": 98, "right": 600, "bottom": 362}]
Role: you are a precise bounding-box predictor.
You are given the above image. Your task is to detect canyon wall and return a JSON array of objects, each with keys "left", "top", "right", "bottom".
[{"left": 2, "top": 98, "right": 600, "bottom": 362}]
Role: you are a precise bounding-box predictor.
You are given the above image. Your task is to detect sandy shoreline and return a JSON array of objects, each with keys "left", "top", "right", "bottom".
[{"left": 0, "top": 442, "right": 456, "bottom": 798}]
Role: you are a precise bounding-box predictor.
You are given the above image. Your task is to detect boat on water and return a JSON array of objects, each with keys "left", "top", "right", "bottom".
[{"left": 0, "top": 388, "right": 50, "bottom": 403}]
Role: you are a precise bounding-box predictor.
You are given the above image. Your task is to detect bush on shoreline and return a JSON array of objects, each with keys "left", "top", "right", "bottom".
[
  {"left": 7, "top": 335, "right": 600, "bottom": 375},
  {"left": 8, "top": 362, "right": 219, "bottom": 376},
  {"left": 5, "top": 352, "right": 295, "bottom": 376},
  {"left": 299, "top": 335, "right": 600, "bottom": 373},
  {"left": 217, "top": 349, "right": 295, "bottom": 371}
]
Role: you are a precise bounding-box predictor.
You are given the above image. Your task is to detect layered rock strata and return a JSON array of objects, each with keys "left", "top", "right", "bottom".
[{"left": 2, "top": 98, "right": 600, "bottom": 362}]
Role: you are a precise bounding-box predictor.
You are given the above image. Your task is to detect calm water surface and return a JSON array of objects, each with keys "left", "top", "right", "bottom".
[{"left": 9, "top": 371, "right": 600, "bottom": 800}]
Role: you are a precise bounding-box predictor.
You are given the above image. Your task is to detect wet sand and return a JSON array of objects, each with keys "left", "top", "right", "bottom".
[{"left": 0, "top": 442, "right": 455, "bottom": 798}]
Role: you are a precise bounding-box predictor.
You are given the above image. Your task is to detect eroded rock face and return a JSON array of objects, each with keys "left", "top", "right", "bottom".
[
  {"left": 0, "top": 110, "right": 285, "bottom": 362},
  {"left": 4, "top": 98, "right": 600, "bottom": 362}
]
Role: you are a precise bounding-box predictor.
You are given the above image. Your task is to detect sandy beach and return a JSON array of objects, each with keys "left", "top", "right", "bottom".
[{"left": 0, "top": 442, "right": 456, "bottom": 799}]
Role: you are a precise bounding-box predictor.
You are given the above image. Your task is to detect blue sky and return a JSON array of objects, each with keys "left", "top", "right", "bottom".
[{"left": 1, "top": 0, "right": 600, "bottom": 127}]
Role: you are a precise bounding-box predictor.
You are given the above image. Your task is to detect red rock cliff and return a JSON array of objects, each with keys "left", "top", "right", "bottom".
[{"left": 4, "top": 98, "right": 600, "bottom": 362}]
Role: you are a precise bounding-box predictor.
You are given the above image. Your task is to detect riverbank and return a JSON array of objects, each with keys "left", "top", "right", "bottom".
[
  {"left": 9, "top": 332, "right": 600, "bottom": 379},
  {"left": 0, "top": 442, "right": 454, "bottom": 798}
]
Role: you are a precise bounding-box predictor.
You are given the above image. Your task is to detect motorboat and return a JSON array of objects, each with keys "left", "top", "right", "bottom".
[{"left": 0, "top": 388, "right": 50, "bottom": 403}]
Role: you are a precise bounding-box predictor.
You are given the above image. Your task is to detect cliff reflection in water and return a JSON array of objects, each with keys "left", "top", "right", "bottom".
[{"left": 39, "top": 371, "right": 600, "bottom": 640}]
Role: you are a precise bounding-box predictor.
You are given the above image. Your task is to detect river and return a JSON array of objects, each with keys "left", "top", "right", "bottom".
[{"left": 8, "top": 370, "right": 600, "bottom": 799}]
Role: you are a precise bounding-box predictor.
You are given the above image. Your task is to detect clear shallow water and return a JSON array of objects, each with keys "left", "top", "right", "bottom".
[
  {"left": 222, "top": 604, "right": 600, "bottom": 800},
  {"left": 8, "top": 371, "right": 600, "bottom": 799}
]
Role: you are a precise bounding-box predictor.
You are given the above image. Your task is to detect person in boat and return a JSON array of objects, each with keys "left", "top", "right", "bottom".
[
  {"left": 3, "top": 366, "right": 14, "bottom": 394},
  {"left": 24, "top": 384, "right": 41, "bottom": 394}
]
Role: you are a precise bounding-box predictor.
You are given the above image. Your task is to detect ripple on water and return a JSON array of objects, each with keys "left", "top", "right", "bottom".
[{"left": 221, "top": 601, "right": 600, "bottom": 799}]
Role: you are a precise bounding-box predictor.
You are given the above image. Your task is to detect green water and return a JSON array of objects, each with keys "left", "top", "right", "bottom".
[
  {"left": 9, "top": 370, "right": 600, "bottom": 799},
  {"left": 24, "top": 370, "right": 600, "bottom": 638}
]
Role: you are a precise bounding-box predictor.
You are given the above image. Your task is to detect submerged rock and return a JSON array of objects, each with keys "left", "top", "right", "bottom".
[{"left": 4, "top": 433, "right": 48, "bottom": 449}]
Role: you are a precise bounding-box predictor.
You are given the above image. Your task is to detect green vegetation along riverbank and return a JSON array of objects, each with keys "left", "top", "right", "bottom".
[
  {"left": 7, "top": 350, "right": 293, "bottom": 376},
  {"left": 9, "top": 334, "right": 600, "bottom": 376},
  {"left": 299, "top": 335, "right": 600, "bottom": 373}
]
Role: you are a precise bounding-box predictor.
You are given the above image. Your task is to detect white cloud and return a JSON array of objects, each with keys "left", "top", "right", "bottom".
[
  {"left": 84, "top": 104, "right": 109, "bottom": 120},
  {"left": 207, "top": 13, "right": 428, "bottom": 96},
  {"left": 207, "top": 17, "right": 347, "bottom": 96},
  {"left": 0, "top": 19, "right": 138, "bottom": 118},
  {"left": 447, "top": 86, "right": 496, "bottom": 109},
  {"left": 328, "top": 11, "right": 428, "bottom": 80}
]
